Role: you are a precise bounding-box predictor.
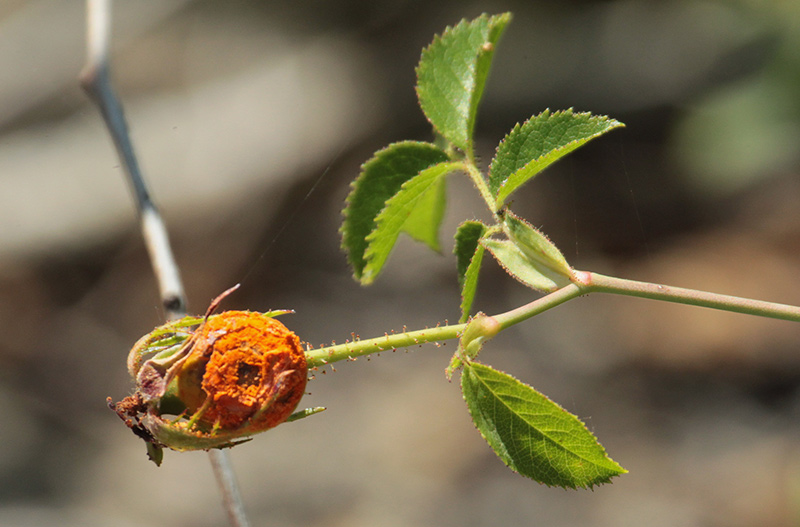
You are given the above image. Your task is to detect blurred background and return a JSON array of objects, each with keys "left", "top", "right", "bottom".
[{"left": 1, "top": 0, "right": 800, "bottom": 525}]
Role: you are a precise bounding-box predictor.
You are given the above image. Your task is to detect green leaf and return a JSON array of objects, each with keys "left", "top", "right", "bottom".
[
  {"left": 454, "top": 221, "right": 488, "bottom": 322},
  {"left": 503, "top": 210, "right": 573, "bottom": 282},
  {"left": 361, "top": 161, "right": 463, "bottom": 284},
  {"left": 489, "top": 109, "right": 624, "bottom": 208},
  {"left": 461, "top": 362, "right": 627, "bottom": 488},
  {"left": 416, "top": 13, "right": 512, "bottom": 156},
  {"left": 483, "top": 238, "right": 567, "bottom": 293},
  {"left": 342, "top": 141, "right": 449, "bottom": 282},
  {"left": 401, "top": 170, "right": 447, "bottom": 251}
]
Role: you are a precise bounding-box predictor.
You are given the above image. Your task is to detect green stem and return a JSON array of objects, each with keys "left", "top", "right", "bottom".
[
  {"left": 307, "top": 270, "right": 800, "bottom": 368},
  {"left": 305, "top": 284, "right": 583, "bottom": 368},
  {"left": 492, "top": 283, "right": 584, "bottom": 329},
  {"left": 465, "top": 162, "right": 498, "bottom": 214},
  {"left": 576, "top": 270, "right": 800, "bottom": 322},
  {"left": 306, "top": 324, "right": 465, "bottom": 368}
]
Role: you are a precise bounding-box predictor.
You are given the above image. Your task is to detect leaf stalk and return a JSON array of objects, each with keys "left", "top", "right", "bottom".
[{"left": 465, "top": 162, "right": 499, "bottom": 214}]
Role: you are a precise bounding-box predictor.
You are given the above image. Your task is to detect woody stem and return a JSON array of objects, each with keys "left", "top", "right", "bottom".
[{"left": 80, "top": 2, "right": 250, "bottom": 526}]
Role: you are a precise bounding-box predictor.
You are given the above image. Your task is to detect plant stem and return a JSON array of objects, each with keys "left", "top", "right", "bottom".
[
  {"left": 208, "top": 450, "right": 251, "bottom": 527},
  {"left": 577, "top": 271, "right": 800, "bottom": 322},
  {"left": 306, "top": 284, "right": 582, "bottom": 368},
  {"left": 80, "top": 2, "right": 250, "bottom": 525},
  {"left": 307, "top": 268, "right": 800, "bottom": 368},
  {"left": 491, "top": 283, "right": 584, "bottom": 329},
  {"left": 80, "top": 0, "right": 186, "bottom": 318},
  {"left": 306, "top": 324, "right": 465, "bottom": 368},
  {"left": 465, "top": 162, "right": 499, "bottom": 214}
]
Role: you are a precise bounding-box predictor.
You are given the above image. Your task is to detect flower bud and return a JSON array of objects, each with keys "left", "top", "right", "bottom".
[{"left": 445, "top": 312, "right": 500, "bottom": 380}]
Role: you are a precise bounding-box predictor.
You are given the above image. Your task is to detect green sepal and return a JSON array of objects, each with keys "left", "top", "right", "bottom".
[
  {"left": 261, "top": 309, "right": 295, "bottom": 318},
  {"left": 142, "top": 412, "right": 254, "bottom": 452},
  {"left": 489, "top": 109, "right": 624, "bottom": 208},
  {"left": 126, "top": 316, "right": 203, "bottom": 378},
  {"left": 341, "top": 141, "right": 450, "bottom": 282},
  {"left": 146, "top": 442, "right": 164, "bottom": 467},
  {"left": 461, "top": 361, "right": 627, "bottom": 488},
  {"left": 285, "top": 407, "right": 327, "bottom": 422},
  {"left": 416, "top": 13, "right": 512, "bottom": 157}
]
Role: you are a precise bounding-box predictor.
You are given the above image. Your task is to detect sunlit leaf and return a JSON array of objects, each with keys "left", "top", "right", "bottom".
[
  {"left": 489, "top": 109, "right": 624, "bottom": 207},
  {"left": 342, "top": 141, "right": 449, "bottom": 282},
  {"left": 461, "top": 361, "right": 627, "bottom": 488},
  {"left": 416, "top": 13, "right": 511, "bottom": 156},
  {"left": 402, "top": 171, "right": 447, "bottom": 251},
  {"left": 361, "top": 161, "right": 463, "bottom": 284}
]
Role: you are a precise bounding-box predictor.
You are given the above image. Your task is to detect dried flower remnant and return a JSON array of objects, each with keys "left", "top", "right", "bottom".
[
  {"left": 179, "top": 311, "right": 307, "bottom": 431},
  {"left": 109, "top": 288, "right": 310, "bottom": 463}
]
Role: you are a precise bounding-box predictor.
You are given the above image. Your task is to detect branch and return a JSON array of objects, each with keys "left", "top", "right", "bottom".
[
  {"left": 79, "top": 1, "right": 250, "bottom": 525},
  {"left": 79, "top": 0, "right": 185, "bottom": 319},
  {"left": 575, "top": 271, "right": 800, "bottom": 322},
  {"left": 306, "top": 284, "right": 583, "bottom": 368},
  {"left": 307, "top": 269, "right": 800, "bottom": 368}
]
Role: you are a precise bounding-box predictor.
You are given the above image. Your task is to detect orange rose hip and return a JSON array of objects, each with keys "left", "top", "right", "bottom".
[{"left": 178, "top": 311, "right": 307, "bottom": 431}]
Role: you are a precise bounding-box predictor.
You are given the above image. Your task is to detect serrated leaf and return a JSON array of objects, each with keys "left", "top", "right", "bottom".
[
  {"left": 483, "top": 239, "right": 567, "bottom": 292},
  {"left": 361, "top": 161, "right": 463, "bottom": 284},
  {"left": 454, "top": 221, "right": 488, "bottom": 322},
  {"left": 342, "top": 141, "right": 449, "bottom": 281},
  {"left": 461, "top": 362, "right": 627, "bottom": 488},
  {"left": 503, "top": 210, "right": 573, "bottom": 281},
  {"left": 416, "top": 13, "right": 511, "bottom": 156},
  {"left": 489, "top": 109, "right": 624, "bottom": 208}
]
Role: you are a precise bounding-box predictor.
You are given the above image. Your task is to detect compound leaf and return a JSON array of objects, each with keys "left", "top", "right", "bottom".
[
  {"left": 342, "top": 141, "right": 449, "bottom": 282},
  {"left": 416, "top": 13, "right": 511, "bottom": 156},
  {"left": 461, "top": 361, "right": 627, "bottom": 488},
  {"left": 489, "top": 109, "right": 624, "bottom": 208}
]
